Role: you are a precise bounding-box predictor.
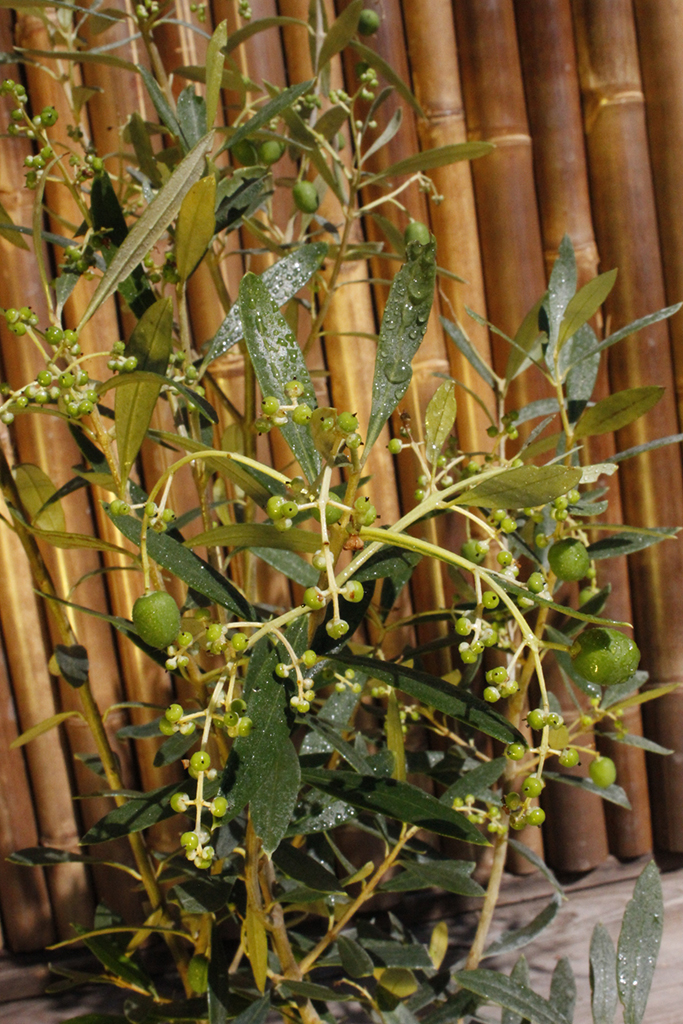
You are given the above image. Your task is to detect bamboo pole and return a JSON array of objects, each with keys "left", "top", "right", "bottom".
[
  {"left": 516, "top": 0, "right": 652, "bottom": 863},
  {"left": 572, "top": 0, "right": 683, "bottom": 853},
  {"left": 0, "top": 631, "right": 56, "bottom": 950},
  {"left": 453, "top": 0, "right": 547, "bottom": 872},
  {"left": 334, "top": 0, "right": 456, "bottom": 671},
  {"left": 401, "top": 0, "right": 492, "bottom": 454},
  {"left": 632, "top": 0, "right": 683, "bottom": 425}
]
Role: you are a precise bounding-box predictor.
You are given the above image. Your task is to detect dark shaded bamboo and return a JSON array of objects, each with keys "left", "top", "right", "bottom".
[
  {"left": 572, "top": 0, "right": 683, "bottom": 853},
  {"left": 453, "top": 0, "right": 547, "bottom": 872},
  {"left": 516, "top": 0, "right": 652, "bottom": 863},
  {"left": 0, "top": 633, "right": 56, "bottom": 950},
  {"left": 632, "top": 0, "right": 683, "bottom": 425},
  {"left": 401, "top": 0, "right": 493, "bottom": 453}
]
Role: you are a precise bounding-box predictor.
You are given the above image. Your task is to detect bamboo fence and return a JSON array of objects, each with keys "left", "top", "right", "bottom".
[{"left": 0, "top": 0, "right": 682, "bottom": 949}]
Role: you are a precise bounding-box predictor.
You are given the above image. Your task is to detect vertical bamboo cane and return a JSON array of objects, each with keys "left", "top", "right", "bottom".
[
  {"left": 632, "top": 0, "right": 683, "bottom": 424},
  {"left": 400, "top": 0, "right": 493, "bottom": 454},
  {"left": 0, "top": 637, "right": 56, "bottom": 950},
  {"left": 572, "top": 0, "right": 683, "bottom": 853},
  {"left": 453, "top": 0, "right": 547, "bottom": 872},
  {"left": 516, "top": 0, "right": 652, "bottom": 864},
  {"left": 335, "top": 0, "right": 455, "bottom": 670}
]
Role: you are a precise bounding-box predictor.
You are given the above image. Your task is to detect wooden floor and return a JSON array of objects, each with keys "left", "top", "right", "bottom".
[{"left": 1, "top": 857, "right": 681, "bottom": 1023}]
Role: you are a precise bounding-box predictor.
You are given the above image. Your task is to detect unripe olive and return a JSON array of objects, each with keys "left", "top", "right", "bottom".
[
  {"left": 293, "top": 180, "right": 319, "bottom": 214},
  {"left": 404, "top": 220, "right": 430, "bottom": 246},
  {"left": 132, "top": 591, "right": 181, "bottom": 649},
  {"left": 547, "top": 538, "right": 591, "bottom": 582},
  {"left": 187, "top": 954, "right": 209, "bottom": 993},
  {"left": 358, "top": 8, "right": 380, "bottom": 35},
  {"left": 571, "top": 628, "right": 640, "bottom": 687}
]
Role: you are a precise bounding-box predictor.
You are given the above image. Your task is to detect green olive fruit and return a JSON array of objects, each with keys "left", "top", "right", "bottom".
[
  {"left": 132, "top": 591, "right": 181, "bottom": 649},
  {"left": 571, "top": 627, "right": 640, "bottom": 687},
  {"left": 589, "top": 755, "right": 617, "bottom": 788},
  {"left": 358, "top": 9, "right": 380, "bottom": 35},
  {"left": 187, "top": 954, "right": 209, "bottom": 994},
  {"left": 404, "top": 221, "right": 431, "bottom": 246},
  {"left": 258, "top": 139, "right": 285, "bottom": 166},
  {"left": 547, "top": 537, "right": 591, "bottom": 581},
  {"left": 231, "top": 139, "right": 258, "bottom": 166},
  {"left": 292, "top": 180, "right": 319, "bottom": 214}
]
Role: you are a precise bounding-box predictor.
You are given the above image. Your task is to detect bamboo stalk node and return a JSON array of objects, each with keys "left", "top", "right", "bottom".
[{"left": 583, "top": 89, "right": 645, "bottom": 133}]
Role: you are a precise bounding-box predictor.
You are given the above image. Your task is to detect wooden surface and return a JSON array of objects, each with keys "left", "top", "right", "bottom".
[{"left": 1, "top": 859, "right": 681, "bottom": 1022}]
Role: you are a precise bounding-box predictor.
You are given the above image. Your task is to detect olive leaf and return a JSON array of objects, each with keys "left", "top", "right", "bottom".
[
  {"left": 115, "top": 298, "right": 173, "bottom": 485},
  {"left": 452, "top": 464, "right": 582, "bottom": 509},
  {"left": 175, "top": 175, "right": 216, "bottom": 282},
  {"left": 424, "top": 379, "right": 457, "bottom": 465},
  {"left": 14, "top": 463, "right": 65, "bottom": 531},
  {"left": 574, "top": 387, "right": 664, "bottom": 439}
]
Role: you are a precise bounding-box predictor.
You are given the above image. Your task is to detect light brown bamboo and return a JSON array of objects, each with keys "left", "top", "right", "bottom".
[
  {"left": 401, "top": 0, "right": 493, "bottom": 454},
  {"left": 278, "top": 0, "right": 411, "bottom": 653},
  {"left": 335, "top": 0, "right": 456, "bottom": 671},
  {"left": 12, "top": 10, "right": 182, "bottom": 856},
  {"left": 453, "top": 0, "right": 546, "bottom": 872},
  {"left": 632, "top": 0, "right": 683, "bottom": 424},
  {"left": 572, "top": 0, "right": 683, "bottom": 853},
  {"left": 516, "top": 0, "right": 652, "bottom": 863},
  {"left": 0, "top": 633, "right": 56, "bottom": 950}
]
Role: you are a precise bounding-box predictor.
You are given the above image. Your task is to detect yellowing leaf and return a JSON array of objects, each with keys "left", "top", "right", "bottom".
[
  {"left": 386, "top": 689, "right": 406, "bottom": 782},
  {"left": 425, "top": 379, "right": 457, "bottom": 465},
  {"left": 377, "top": 967, "right": 418, "bottom": 998},
  {"left": 14, "top": 463, "right": 66, "bottom": 531},
  {"left": 10, "top": 710, "right": 84, "bottom": 749},
  {"left": 429, "top": 921, "right": 449, "bottom": 970},
  {"left": 205, "top": 20, "right": 227, "bottom": 129},
  {"left": 0, "top": 198, "right": 29, "bottom": 250},
  {"left": 175, "top": 175, "right": 216, "bottom": 282}
]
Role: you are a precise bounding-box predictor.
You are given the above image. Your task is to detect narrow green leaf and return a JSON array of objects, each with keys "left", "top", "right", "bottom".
[
  {"left": 453, "top": 464, "right": 582, "bottom": 509},
  {"left": 79, "top": 132, "right": 214, "bottom": 329},
  {"left": 483, "top": 898, "right": 562, "bottom": 961},
  {"left": 81, "top": 780, "right": 201, "bottom": 843},
  {"left": 0, "top": 197, "right": 29, "bottom": 249},
  {"left": 208, "top": 924, "right": 230, "bottom": 1024},
  {"left": 502, "top": 956, "right": 531, "bottom": 1024},
  {"left": 250, "top": 737, "right": 300, "bottom": 856},
  {"left": 100, "top": 370, "right": 218, "bottom": 423},
  {"left": 219, "top": 641, "right": 290, "bottom": 818},
  {"left": 550, "top": 958, "right": 577, "bottom": 1024},
  {"left": 225, "top": 16, "right": 308, "bottom": 52},
  {"left": 239, "top": 272, "right": 321, "bottom": 481},
  {"left": 205, "top": 19, "right": 227, "bottom": 128},
  {"left": 115, "top": 298, "right": 173, "bottom": 483},
  {"left": 442, "top": 317, "right": 496, "bottom": 390},
  {"left": 610, "top": 432, "right": 683, "bottom": 463},
  {"left": 272, "top": 843, "right": 344, "bottom": 892},
  {"left": 441, "top": 757, "right": 506, "bottom": 804},
  {"left": 332, "top": 652, "right": 525, "bottom": 746},
  {"left": 506, "top": 297, "right": 544, "bottom": 382},
  {"left": 229, "top": 996, "right": 271, "bottom": 1024},
  {"left": 317, "top": 0, "right": 362, "bottom": 68},
  {"left": 184, "top": 522, "right": 320, "bottom": 553},
  {"left": 364, "top": 142, "right": 493, "bottom": 187},
  {"left": 590, "top": 922, "right": 617, "bottom": 1024},
  {"left": 14, "top": 463, "right": 66, "bottom": 532},
  {"left": 301, "top": 768, "right": 488, "bottom": 843},
  {"left": 18, "top": 47, "right": 136, "bottom": 70},
  {"left": 350, "top": 39, "right": 424, "bottom": 116},
  {"left": 138, "top": 63, "right": 182, "bottom": 139},
  {"left": 105, "top": 505, "right": 252, "bottom": 618},
  {"left": 617, "top": 860, "right": 664, "bottom": 1024},
  {"left": 203, "top": 243, "right": 327, "bottom": 367},
  {"left": 128, "top": 111, "right": 162, "bottom": 188},
  {"left": 386, "top": 689, "right": 406, "bottom": 781},
  {"left": 362, "top": 106, "right": 403, "bottom": 165},
  {"left": 454, "top": 969, "right": 570, "bottom": 1024},
  {"left": 599, "top": 732, "right": 672, "bottom": 755},
  {"left": 587, "top": 527, "right": 678, "bottom": 560},
  {"left": 175, "top": 175, "right": 216, "bottom": 282},
  {"left": 380, "top": 861, "right": 484, "bottom": 898},
  {"left": 547, "top": 235, "right": 577, "bottom": 354},
  {"left": 338, "top": 935, "right": 375, "bottom": 978},
  {"left": 366, "top": 239, "right": 437, "bottom": 453},
  {"left": 10, "top": 710, "right": 84, "bottom": 749},
  {"left": 574, "top": 387, "right": 664, "bottom": 439},
  {"left": 73, "top": 924, "right": 156, "bottom": 995},
  {"left": 558, "top": 269, "right": 617, "bottom": 350},
  {"left": 507, "top": 837, "right": 565, "bottom": 895},
  {"left": 568, "top": 303, "right": 683, "bottom": 370},
  {"left": 222, "top": 80, "right": 313, "bottom": 155},
  {"left": 169, "top": 877, "right": 234, "bottom": 914},
  {"left": 54, "top": 644, "right": 90, "bottom": 689},
  {"left": 424, "top": 380, "right": 457, "bottom": 465},
  {"left": 251, "top": 546, "right": 317, "bottom": 587},
  {"left": 543, "top": 771, "right": 631, "bottom": 808}
]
